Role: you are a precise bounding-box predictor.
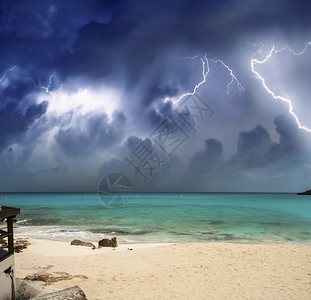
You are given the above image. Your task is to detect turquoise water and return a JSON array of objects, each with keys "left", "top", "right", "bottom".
[{"left": 1, "top": 193, "right": 311, "bottom": 243}]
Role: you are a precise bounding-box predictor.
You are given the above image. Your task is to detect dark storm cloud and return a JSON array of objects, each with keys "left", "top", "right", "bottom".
[
  {"left": 1, "top": 0, "right": 311, "bottom": 89},
  {"left": 0, "top": 0, "right": 115, "bottom": 81},
  {"left": 125, "top": 136, "right": 144, "bottom": 152},
  {"left": 231, "top": 114, "right": 304, "bottom": 169},
  {"left": 98, "top": 135, "right": 153, "bottom": 168},
  {"left": 97, "top": 134, "right": 185, "bottom": 192},
  {"left": 187, "top": 114, "right": 304, "bottom": 176},
  {"left": 1, "top": 0, "right": 310, "bottom": 114},
  {"left": 0, "top": 0, "right": 114, "bottom": 39},
  {"left": 57, "top": 112, "right": 309, "bottom": 192},
  {"left": 55, "top": 111, "right": 126, "bottom": 158},
  {"left": 1, "top": 76, "right": 34, "bottom": 103},
  {"left": 0, "top": 100, "right": 47, "bottom": 151},
  {"left": 190, "top": 138, "right": 223, "bottom": 173},
  {"left": 231, "top": 125, "right": 272, "bottom": 168},
  {"left": 48, "top": 0, "right": 311, "bottom": 133},
  {"left": 54, "top": 0, "right": 311, "bottom": 79},
  {"left": 0, "top": 72, "right": 48, "bottom": 152},
  {"left": 0, "top": 0, "right": 311, "bottom": 192},
  {"left": 274, "top": 114, "right": 300, "bottom": 152}
]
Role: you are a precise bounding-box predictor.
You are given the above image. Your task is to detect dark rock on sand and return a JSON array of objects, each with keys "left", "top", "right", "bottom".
[
  {"left": 297, "top": 189, "right": 311, "bottom": 195},
  {"left": 35, "top": 285, "right": 87, "bottom": 300},
  {"left": 98, "top": 237, "right": 118, "bottom": 248},
  {"left": 25, "top": 272, "right": 72, "bottom": 283},
  {"left": 0, "top": 238, "right": 31, "bottom": 252},
  {"left": 71, "top": 239, "right": 96, "bottom": 249},
  {"left": 24, "top": 272, "right": 88, "bottom": 283},
  {"left": 15, "top": 238, "right": 31, "bottom": 253}
]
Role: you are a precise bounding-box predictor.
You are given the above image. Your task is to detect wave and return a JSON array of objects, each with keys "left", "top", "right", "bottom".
[
  {"left": 88, "top": 228, "right": 129, "bottom": 234},
  {"left": 16, "top": 219, "right": 31, "bottom": 224}
]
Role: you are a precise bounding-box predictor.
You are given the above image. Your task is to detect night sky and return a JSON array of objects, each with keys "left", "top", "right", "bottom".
[{"left": 1, "top": 0, "right": 311, "bottom": 192}]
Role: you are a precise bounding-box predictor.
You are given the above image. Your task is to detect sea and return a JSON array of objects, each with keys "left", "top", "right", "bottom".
[{"left": 1, "top": 193, "right": 311, "bottom": 244}]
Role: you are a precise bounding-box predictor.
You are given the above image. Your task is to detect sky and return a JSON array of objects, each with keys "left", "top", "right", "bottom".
[{"left": 1, "top": 0, "right": 311, "bottom": 193}]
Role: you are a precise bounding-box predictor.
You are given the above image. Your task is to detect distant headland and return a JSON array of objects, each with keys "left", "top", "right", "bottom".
[{"left": 297, "top": 189, "right": 311, "bottom": 195}]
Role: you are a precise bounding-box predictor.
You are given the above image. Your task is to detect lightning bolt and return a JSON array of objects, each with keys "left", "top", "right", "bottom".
[
  {"left": 251, "top": 42, "right": 311, "bottom": 133},
  {"left": 173, "top": 54, "right": 210, "bottom": 104},
  {"left": 212, "top": 59, "right": 245, "bottom": 94},
  {"left": 0, "top": 66, "right": 17, "bottom": 85},
  {"left": 41, "top": 73, "right": 63, "bottom": 100},
  {"left": 173, "top": 54, "right": 244, "bottom": 104}
]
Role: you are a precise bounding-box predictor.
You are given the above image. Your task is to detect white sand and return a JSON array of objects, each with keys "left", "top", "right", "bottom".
[{"left": 15, "top": 239, "right": 311, "bottom": 299}]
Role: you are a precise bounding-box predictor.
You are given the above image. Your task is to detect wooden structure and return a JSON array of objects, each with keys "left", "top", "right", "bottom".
[{"left": 0, "top": 205, "right": 20, "bottom": 300}]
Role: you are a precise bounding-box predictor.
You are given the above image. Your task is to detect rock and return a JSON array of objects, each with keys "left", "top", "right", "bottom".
[
  {"left": 71, "top": 239, "right": 96, "bottom": 249},
  {"left": 297, "top": 189, "right": 311, "bottom": 195},
  {"left": 24, "top": 272, "right": 88, "bottom": 283},
  {"left": 15, "top": 238, "right": 31, "bottom": 253},
  {"left": 25, "top": 272, "right": 73, "bottom": 283},
  {"left": 16, "top": 278, "right": 41, "bottom": 300},
  {"left": 35, "top": 285, "right": 87, "bottom": 300},
  {"left": 98, "top": 237, "right": 118, "bottom": 248},
  {"left": 0, "top": 238, "right": 30, "bottom": 252}
]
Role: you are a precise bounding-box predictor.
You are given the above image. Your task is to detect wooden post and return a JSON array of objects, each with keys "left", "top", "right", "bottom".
[{"left": 7, "top": 217, "right": 14, "bottom": 255}]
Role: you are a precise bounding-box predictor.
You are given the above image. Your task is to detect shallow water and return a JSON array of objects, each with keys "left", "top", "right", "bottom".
[{"left": 1, "top": 193, "right": 311, "bottom": 243}]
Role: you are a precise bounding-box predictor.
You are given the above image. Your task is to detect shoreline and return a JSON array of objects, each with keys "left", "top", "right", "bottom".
[
  {"left": 13, "top": 222, "right": 311, "bottom": 246},
  {"left": 14, "top": 231, "right": 311, "bottom": 246},
  {"left": 14, "top": 238, "right": 311, "bottom": 299}
]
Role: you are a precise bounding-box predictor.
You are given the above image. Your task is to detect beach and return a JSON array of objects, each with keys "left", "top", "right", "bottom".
[
  {"left": 4, "top": 193, "right": 311, "bottom": 298},
  {"left": 15, "top": 239, "right": 311, "bottom": 299}
]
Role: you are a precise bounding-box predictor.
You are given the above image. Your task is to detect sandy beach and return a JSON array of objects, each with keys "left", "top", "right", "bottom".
[{"left": 14, "top": 239, "right": 311, "bottom": 299}]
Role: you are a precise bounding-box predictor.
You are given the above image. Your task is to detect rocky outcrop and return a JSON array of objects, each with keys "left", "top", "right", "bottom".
[
  {"left": 24, "top": 272, "right": 88, "bottom": 283},
  {"left": 35, "top": 285, "right": 87, "bottom": 300},
  {"left": 297, "top": 189, "right": 311, "bottom": 195},
  {"left": 71, "top": 239, "right": 96, "bottom": 249},
  {"left": 98, "top": 237, "right": 118, "bottom": 248}
]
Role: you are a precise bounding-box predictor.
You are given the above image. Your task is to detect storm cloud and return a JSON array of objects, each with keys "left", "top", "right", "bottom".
[
  {"left": 0, "top": 0, "right": 311, "bottom": 192},
  {"left": 55, "top": 111, "right": 126, "bottom": 158}
]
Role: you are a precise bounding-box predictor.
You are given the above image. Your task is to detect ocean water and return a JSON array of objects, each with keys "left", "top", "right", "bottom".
[{"left": 1, "top": 193, "right": 311, "bottom": 244}]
